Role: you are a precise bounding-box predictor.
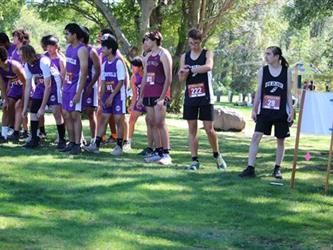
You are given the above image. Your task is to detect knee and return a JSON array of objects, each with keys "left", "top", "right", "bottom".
[
  {"left": 204, "top": 126, "right": 215, "bottom": 137},
  {"left": 252, "top": 133, "right": 262, "bottom": 144}
]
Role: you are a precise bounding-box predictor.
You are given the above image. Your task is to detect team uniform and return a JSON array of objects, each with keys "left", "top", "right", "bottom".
[
  {"left": 143, "top": 50, "right": 170, "bottom": 106},
  {"left": 44, "top": 52, "right": 62, "bottom": 106},
  {"left": 24, "top": 55, "right": 62, "bottom": 113},
  {"left": 63, "top": 43, "right": 84, "bottom": 112},
  {"left": 132, "top": 72, "right": 145, "bottom": 113},
  {"left": 0, "top": 60, "right": 23, "bottom": 101},
  {"left": 183, "top": 49, "right": 214, "bottom": 121},
  {"left": 7, "top": 43, "right": 16, "bottom": 59},
  {"left": 82, "top": 45, "right": 98, "bottom": 109},
  {"left": 255, "top": 65, "right": 290, "bottom": 139},
  {"left": 101, "top": 57, "right": 126, "bottom": 114}
]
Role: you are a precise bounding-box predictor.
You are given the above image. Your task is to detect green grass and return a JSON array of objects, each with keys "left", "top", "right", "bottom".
[{"left": 0, "top": 105, "right": 332, "bottom": 249}]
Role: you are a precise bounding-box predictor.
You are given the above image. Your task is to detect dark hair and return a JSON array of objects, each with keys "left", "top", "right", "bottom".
[
  {"left": 81, "top": 26, "right": 90, "bottom": 44},
  {"left": 41, "top": 35, "right": 52, "bottom": 48},
  {"left": 0, "top": 32, "right": 10, "bottom": 44},
  {"left": 101, "top": 28, "right": 114, "bottom": 36},
  {"left": 20, "top": 44, "right": 38, "bottom": 63},
  {"left": 101, "top": 35, "right": 118, "bottom": 55},
  {"left": 131, "top": 57, "right": 143, "bottom": 67},
  {"left": 12, "top": 29, "right": 30, "bottom": 45},
  {"left": 188, "top": 28, "right": 202, "bottom": 41},
  {"left": 0, "top": 47, "right": 8, "bottom": 62},
  {"left": 45, "top": 36, "right": 59, "bottom": 46},
  {"left": 267, "top": 46, "right": 289, "bottom": 68},
  {"left": 145, "top": 31, "right": 163, "bottom": 46},
  {"left": 142, "top": 32, "right": 150, "bottom": 43},
  {"left": 65, "top": 23, "right": 84, "bottom": 40}
]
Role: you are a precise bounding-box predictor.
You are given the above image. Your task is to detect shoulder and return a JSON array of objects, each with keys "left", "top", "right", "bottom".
[{"left": 40, "top": 56, "right": 51, "bottom": 65}]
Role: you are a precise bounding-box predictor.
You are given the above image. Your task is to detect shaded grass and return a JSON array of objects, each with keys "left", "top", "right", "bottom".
[{"left": 0, "top": 108, "right": 332, "bottom": 249}]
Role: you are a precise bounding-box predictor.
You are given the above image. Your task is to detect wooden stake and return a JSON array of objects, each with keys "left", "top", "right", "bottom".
[
  {"left": 324, "top": 123, "right": 333, "bottom": 194},
  {"left": 290, "top": 90, "right": 306, "bottom": 188}
]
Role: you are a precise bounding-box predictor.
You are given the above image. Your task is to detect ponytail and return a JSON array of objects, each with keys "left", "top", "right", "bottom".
[{"left": 267, "top": 46, "right": 289, "bottom": 68}]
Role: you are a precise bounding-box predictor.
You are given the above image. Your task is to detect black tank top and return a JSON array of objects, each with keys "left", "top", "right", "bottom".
[
  {"left": 184, "top": 49, "right": 214, "bottom": 106},
  {"left": 259, "top": 65, "right": 288, "bottom": 120}
]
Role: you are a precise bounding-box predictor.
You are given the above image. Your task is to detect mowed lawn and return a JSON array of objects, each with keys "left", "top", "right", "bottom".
[{"left": 0, "top": 103, "right": 332, "bottom": 250}]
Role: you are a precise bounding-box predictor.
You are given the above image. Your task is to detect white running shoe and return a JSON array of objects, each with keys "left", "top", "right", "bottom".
[
  {"left": 158, "top": 154, "right": 172, "bottom": 165},
  {"left": 83, "top": 142, "right": 100, "bottom": 154},
  {"left": 123, "top": 141, "right": 132, "bottom": 152},
  {"left": 144, "top": 152, "right": 162, "bottom": 163},
  {"left": 216, "top": 154, "right": 227, "bottom": 169},
  {"left": 111, "top": 145, "right": 123, "bottom": 156}
]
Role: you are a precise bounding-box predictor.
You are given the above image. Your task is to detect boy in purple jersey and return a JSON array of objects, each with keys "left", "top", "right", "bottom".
[
  {"left": 138, "top": 31, "right": 172, "bottom": 165},
  {"left": 84, "top": 35, "right": 126, "bottom": 155},
  {"left": 128, "top": 57, "right": 145, "bottom": 147},
  {"left": 0, "top": 33, "right": 16, "bottom": 58},
  {"left": 81, "top": 27, "right": 100, "bottom": 144},
  {"left": 60, "top": 23, "right": 89, "bottom": 155},
  {"left": 0, "top": 47, "right": 26, "bottom": 143},
  {"left": 20, "top": 45, "right": 63, "bottom": 148}
]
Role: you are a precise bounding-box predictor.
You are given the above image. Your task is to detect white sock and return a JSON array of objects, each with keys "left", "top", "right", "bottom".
[
  {"left": 2, "top": 126, "right": 8, "bottom": 139},
  {"left": 128, "top": 138, "right": 132, "bottom": 145}
]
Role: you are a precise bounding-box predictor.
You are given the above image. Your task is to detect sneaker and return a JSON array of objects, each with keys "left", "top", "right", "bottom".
[
  {"left": 22, "top": 138, "right": 39, "bottom": 149},
  {"left": 239, "top": 166, "right": 256, "bottom": 178},
  {"left": 107, "top": 136, "right": 117, "bottom": 145},
  {"left": 0, "top": 136, "right": 8, "bottom": 144},
  {"left": 144, "top": 152, "right": 162, "bottom": 163},
  {"left": 185, "top": 161, "right": 200, "bottom": 171},
  {"left": 272, "top": 167, "right": 283, "bottom": 179},
  {"left": 138, "top": 147, "right": 154, "bottom": 156},
  {"left": 111, "top": 145, "right": 123, "bottom": 156},
  {"left": 56, "top": 139, "right": 67, "bottom": 150},
  {"left": 38, "top": 132, "right": 47, "bottom": 140},
  {"left": 216, "top": 154, "right": 227, "bottom": 169},
  {"left": 159, "top": 154, "right": 172, "bottom": 165},
  {"left": 8, "top": 133, "right": 19, "bottom": 143},
  {"left": 123, "top": 141, "right": 131, "bottom": 152},
  {"left": 59, "top": 142, "right": 74, "bottom": 152},
  {"left": 21, "top": 131, "right": 30, "bottom": 139},
  {"left": 69, "top": 144, "right": 81, "bottom": 155},
  {"left": 83, "top": 142, "right": 100, "bottom": 154}
]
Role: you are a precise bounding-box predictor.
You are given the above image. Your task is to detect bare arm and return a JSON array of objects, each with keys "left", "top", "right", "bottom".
[
  {"left": 59, "top": 55, "right": 66, "bottom": 84},
  {"left": 158, "top": 49, "right": 172, "bottom": 101},
  {"left": 287, "top": 68, "right": 294, "bottom": 122},
  {"left": 178, "top": 53, "right": 188, "bottom": 83},
  {"left": 191, "top": 50, "right": 214, "bottom": 74},
  {"left": 139, "top": 55, "right": 149, "bottom": 101},
  {"left": 251, "top": 67, "right": 263, "bottom": 121},
  {"left": 88, "top": 48, "right": 101, "bottom": 89},
  {"left": 73, "top": 46, "right": 89, "bottom": 103},
  {"left": 130, "top": 74, "right": 137, "bottom": 106}
]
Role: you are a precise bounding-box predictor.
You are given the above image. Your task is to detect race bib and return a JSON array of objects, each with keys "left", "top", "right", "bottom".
[
  {"left": 262, "top": 95, "right": 280, "bottom": 110},
  {"left": 9, "top": 78, "right": 21, "bottom": 85},
  {"left": 65, "top": 72, "right": 73, "bottom": 84},
  {"left": 146, "top": 72, "right": 155, "bottom": 85},
  {"left": 35, "top": 76, "right": 44, "bottom": 85},
  {"left": 105, "top": 81, "right": 114, "bottom": 93},
  {"left": 188, "top": 83, "right": 206, "bottom": 98}
]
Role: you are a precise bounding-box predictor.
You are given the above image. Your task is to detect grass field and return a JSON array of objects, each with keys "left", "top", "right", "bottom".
[{"left": 0, "top": 102, "right": 332, "bottom": 249}]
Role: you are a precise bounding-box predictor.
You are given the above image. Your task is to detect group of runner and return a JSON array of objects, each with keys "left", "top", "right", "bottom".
[{"left": 0, "top": 24, "right": 293, "bottom": 177}]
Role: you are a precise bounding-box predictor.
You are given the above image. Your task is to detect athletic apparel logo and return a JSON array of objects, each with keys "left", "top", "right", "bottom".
[
  {"left": 265, "top": 81, "right": 284, "bottom": 93},
  {"left": 69, "top": 100, "right": 73, "bottom": 107},
  {"left": 87, "top": 98, "right": 92, "bottom": 104},
  {"left": 116, "top": 105, "right": 121, "bottom": 111},
  {"left": 50, "top": 95, "right": 56, "bottom": 102}
]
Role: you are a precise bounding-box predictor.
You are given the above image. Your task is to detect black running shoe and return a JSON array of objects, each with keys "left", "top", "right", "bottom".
[
  {"left": 56, "top": 139, "right": 67, "bottom": 150},
  {"left": 272, "top": 167, "right": 283, "bottom": 179},
  {"left": 138, "top": 147, "right": 154, "bottom": 156},
  {"left": 69, "top": 144, "right": 81, "bottom": 155},
  {"left": 59, "top": 142, "right": 74, "bottom": 152},
  {"left": 22, "top": 139, "right": 39, "bottom": 149},
  {"left": 239, "top": 166, "right": 256, "bottom": 178},
  {"left": 8, "top": 133, "right": 19, "bottom": 143},
  {"left": 0, "top": 136, "right": 8, "bottom": 143}
]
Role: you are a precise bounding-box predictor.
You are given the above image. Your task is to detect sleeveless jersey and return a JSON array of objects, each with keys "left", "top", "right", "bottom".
[
  {"left": 64, "top": 43, "right": 84, "bottom": 93},
  {"left": 184, "top": 49, "right": 214, "bottom": 106},
  {"left": 259, "top": 65, "right": 288, "bottom": 119}
]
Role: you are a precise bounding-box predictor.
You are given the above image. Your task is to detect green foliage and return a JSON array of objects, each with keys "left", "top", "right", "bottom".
[{"left": 0, "top": 0, "right": 23, "bottom": 32}]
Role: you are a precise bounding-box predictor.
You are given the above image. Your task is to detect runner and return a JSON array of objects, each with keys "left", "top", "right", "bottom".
[
  {"left": 60, "top": 23, "right": 89, "bottom": 155},
  {"left": 0, "top": 32, "right": 16, "bottom": 58},
  {"left": 178, "top": 28, "right": 227, "bottom": 170},
  {"left": 81, "top": 27, "right": 100, "bottom": 145},
  {"left": 128, "top": 57, "right": 145, "bottom": 147},
  {"left": 239, "top": 46, "right": 293, "bottom": 179},
  {"left": 0, "top": 47, "right": 26, "bottom": 143},
  {"left": 138, "top": 31, "right": 172, "bottom": 165},
  {"left": 20, "top": 44, "right": 63, "bottom": 148},
  {"left": 84, "top": 35, "right": 127, "bottom": 156}
]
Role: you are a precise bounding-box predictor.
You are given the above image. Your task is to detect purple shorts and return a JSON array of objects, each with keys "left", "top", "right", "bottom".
[
  {"left": 7, "top": 83, "right": 22, "bottom": 100},
  {"left": 102, "top": 94, "right": 126, "bottom": 115},
  {"left": 62, "top": 90, "right": 82, "bottom": 112},
  {"left": 133, "top": 100, "right": 145, "bottom": 113},
  {"left": 48, "top": 89, "right": 62, "bottom": 106},
  {"left": 82, "top": 84, "right": 98, "bottom": 109}
]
